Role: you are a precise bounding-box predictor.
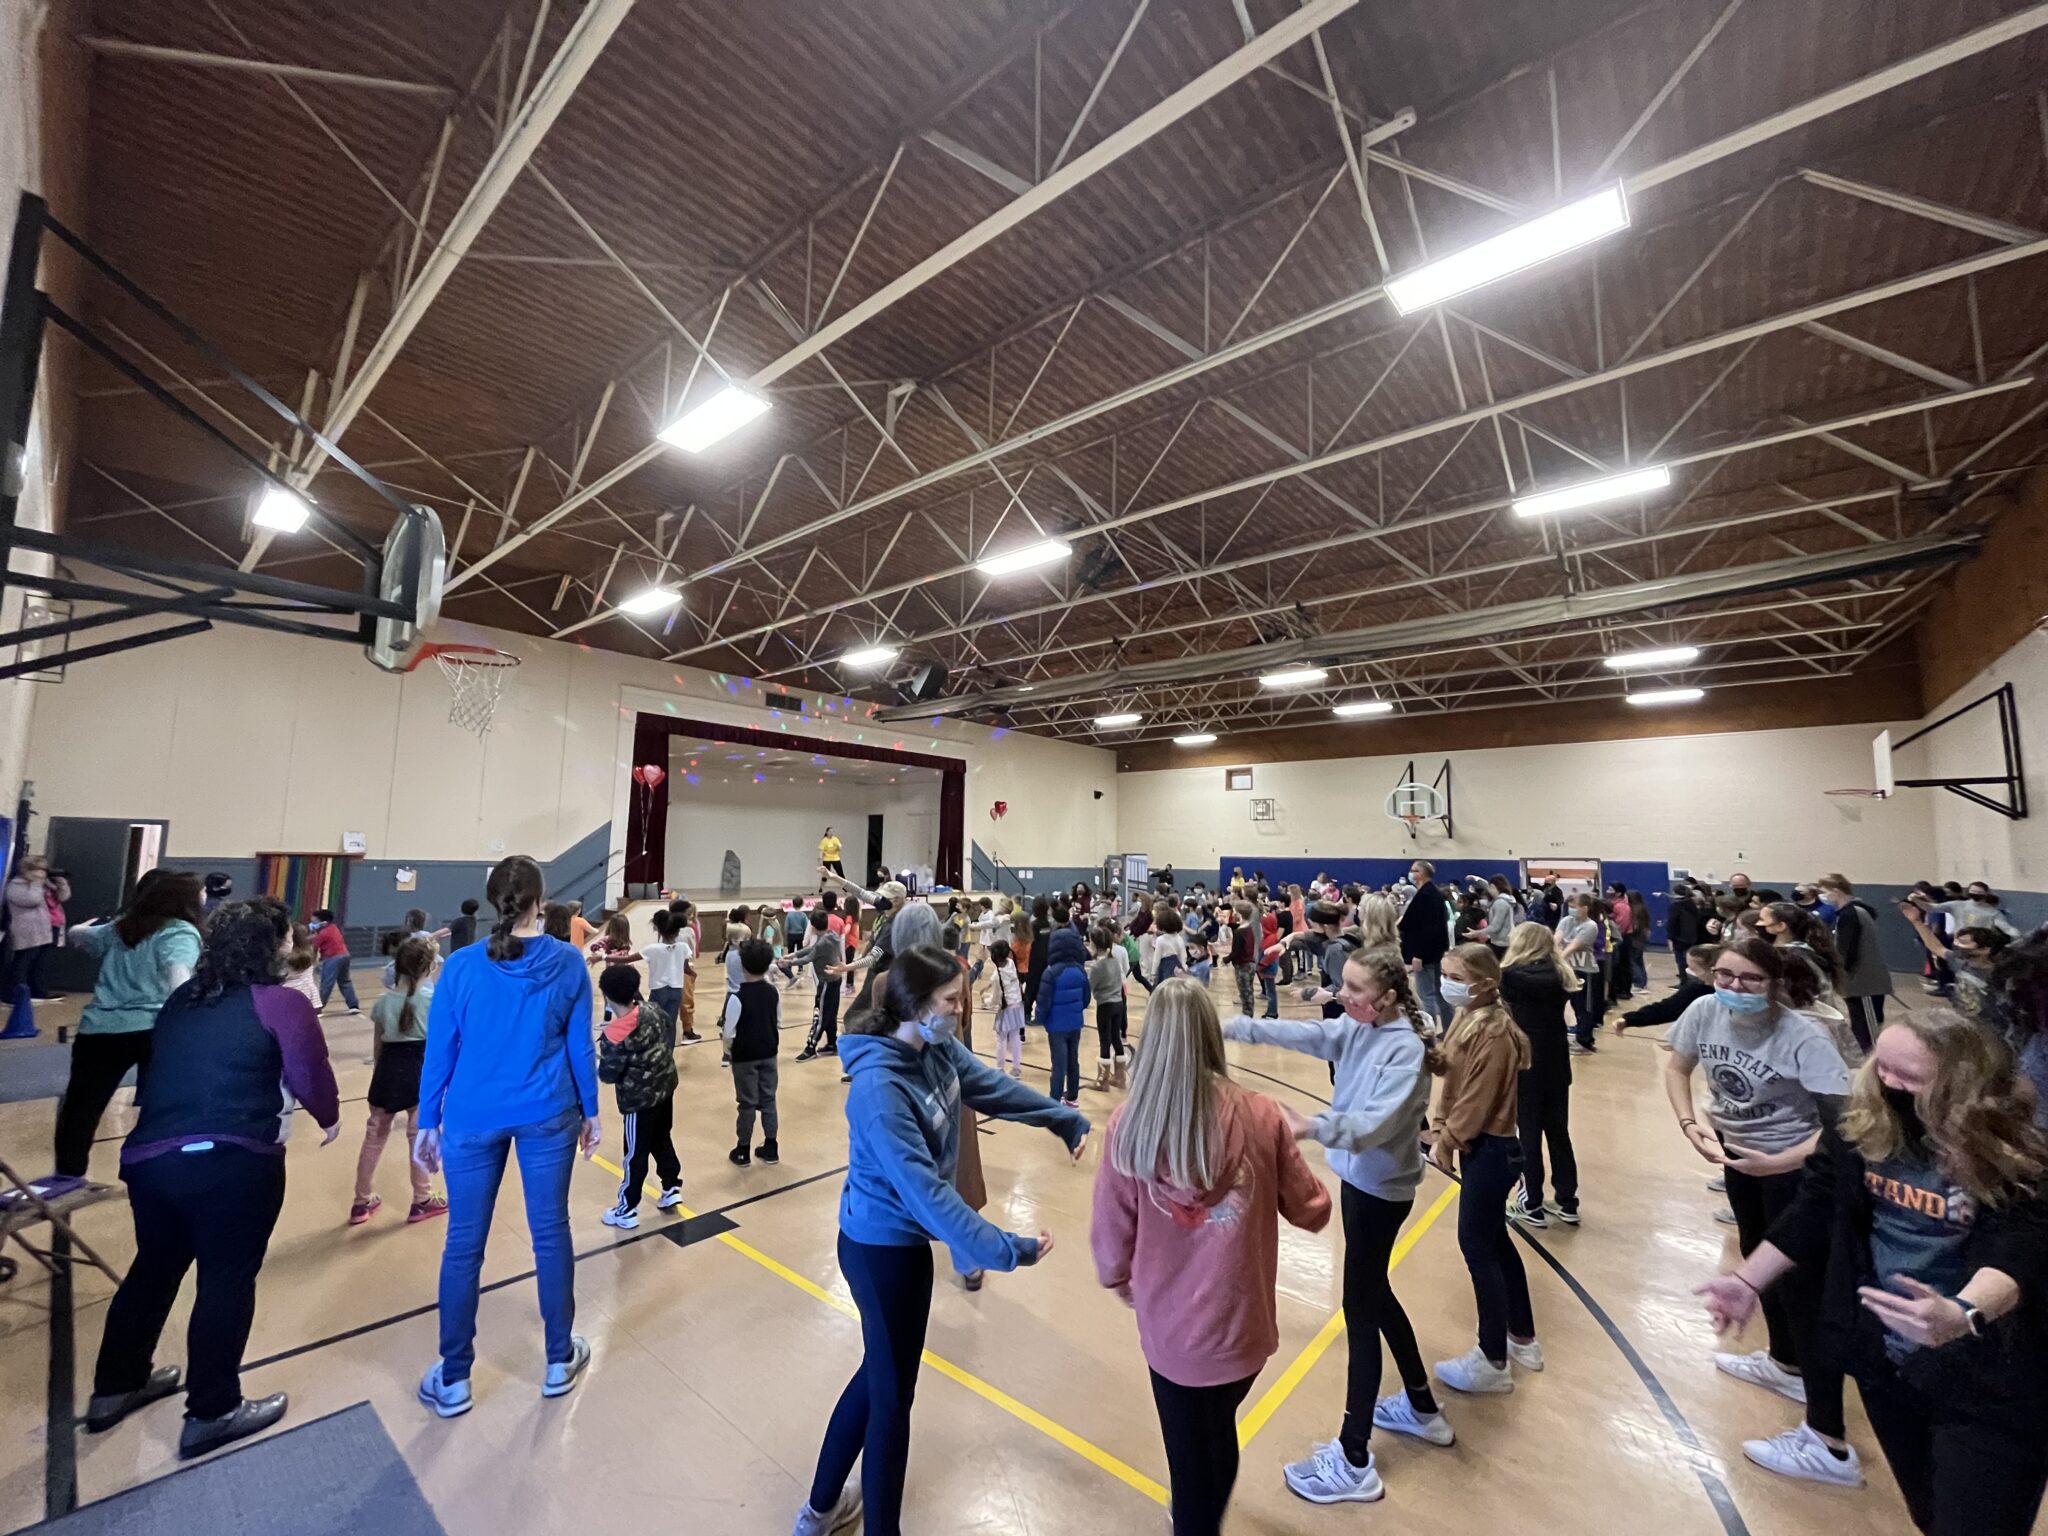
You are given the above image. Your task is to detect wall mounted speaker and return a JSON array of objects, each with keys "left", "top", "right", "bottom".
[{"left": 906, "top": 660, "right": 949, "bottom": 702}]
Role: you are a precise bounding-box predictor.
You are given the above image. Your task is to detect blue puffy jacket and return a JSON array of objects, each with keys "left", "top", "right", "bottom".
[{"left": 1033, "top": 927, "right": 1090, "bottom": 1035}]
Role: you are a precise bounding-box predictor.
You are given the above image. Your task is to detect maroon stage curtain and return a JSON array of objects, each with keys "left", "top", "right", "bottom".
[{"left": 625, "top": 712, "right": 966, "bottom": 891}]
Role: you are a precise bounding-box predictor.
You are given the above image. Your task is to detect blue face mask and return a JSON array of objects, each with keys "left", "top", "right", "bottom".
[
  {"left": 916, "top": 1012, "right": 958, "bottom": 1045},
  {"left": 1715, "top": 987, "right": 1771, "bottom": 1015}
]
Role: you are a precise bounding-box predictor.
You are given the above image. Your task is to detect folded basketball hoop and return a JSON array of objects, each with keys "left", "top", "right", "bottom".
[
  {"left": 407, "top": 643, "right": 519, "bottom": 738},
  {"left": 1823, "top": 787, "right": 1887, "bottom": 798}
]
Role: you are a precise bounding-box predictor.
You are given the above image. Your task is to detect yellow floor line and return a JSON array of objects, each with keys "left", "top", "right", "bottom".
[
  {"left": 1234, "top": 1179, "right": 1462, "bottom": 1449},
  {"left": 588, "top": 1154, "right": 1170, "bottom": 1506}
]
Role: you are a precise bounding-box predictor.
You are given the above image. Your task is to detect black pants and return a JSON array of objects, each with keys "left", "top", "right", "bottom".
[
  {"left": 55, "top": 1031, "right": 153, "bottom": 1177},
  {"left": 810, "top": 1235, "right": 932, "bottom": 1536},
  {"left": 1671, "top": 939, "right": 1689, "bottom": 980},
  {"left": 1606, "top": 946, "right": 1633, "bottom": 1002},
  {"left": 823, "top": 860, "right": 844, "bottom": 877},
  {"left": 805, "top": 975, "right": 842, "bottom": 1053},
  {"left": 612, "top": 1094, "right": 680, "bottom": 1214},
  {"left": 94, "top": 1145, "right": 286, "bottom": 1420},
  {"left": 1338, "top": 1182, "right": 1436, "bottom": 1464},
  {"left": 1846, "top": 994, "right": 1887, "bottom": 1054},
  {"left": 4, "top": 941, "right": 51, "bottom": 998},
  {"left": 1515, "top": 1071, "right": 1578, "bottom": 1215},
  {"left": 1456, "top": 1134, "right": 1535, "bottom": 1363},
  {"left": 1095, "top": 999, "right": 1127, "bottom": 1059},
  {"left": 1857, "top": 1362, "right": 2048, "bottom": 1536},
  {"left": 1150, "top": 1368, "right": 1257, "bottom": 1536},
  {"left": 1570, "top": 968, "right": 1604, "bottom": 1045},
  {"left": 1723, "top": 1161, "right": 1845, "bottom": 1438}
]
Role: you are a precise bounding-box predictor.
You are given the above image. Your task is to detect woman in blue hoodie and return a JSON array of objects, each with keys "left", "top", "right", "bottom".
[
  {"left": 413, "top": 855, "right": 598, "bottom": 1419},
  {"left": 1035, "top": 925, "right": 1092, "bottom": 1106},
  {"left": 795, "top": 944, "right": 1088, "bottom": 1536}
]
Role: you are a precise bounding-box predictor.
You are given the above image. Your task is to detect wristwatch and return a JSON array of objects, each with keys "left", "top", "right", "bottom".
[{"left": 1958, "top": 1299, "right": 1987, "bottom": 1338}]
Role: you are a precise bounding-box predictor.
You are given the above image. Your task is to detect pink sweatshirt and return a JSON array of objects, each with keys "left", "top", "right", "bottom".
[{"left": 1091, "top": 1080, "right": 1332, "bottom": 1387}]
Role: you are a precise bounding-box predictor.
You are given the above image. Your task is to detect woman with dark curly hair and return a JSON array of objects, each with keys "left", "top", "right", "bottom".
[
  {"left": 1699, "top": 1009, "right": 2048, "bottom": 1535},
  {"left": 83, "top": 897, "right": 340, "bottom": 1459}
]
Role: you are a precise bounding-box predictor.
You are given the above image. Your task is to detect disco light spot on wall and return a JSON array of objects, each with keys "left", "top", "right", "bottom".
[
  {"left": 991, "top": 728, "right": 1008, "bottom": 739},
  {"left": 685, "top": 774, "right": 699, "bottom": 786}
]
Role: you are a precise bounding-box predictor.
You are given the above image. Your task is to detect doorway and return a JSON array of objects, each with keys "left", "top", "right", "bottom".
[
  {"left": 44, "top": 816, "right": 170, "bottom": 991},
  {"left": 866, "top": 814, "right": 885, "bottom": 889}
]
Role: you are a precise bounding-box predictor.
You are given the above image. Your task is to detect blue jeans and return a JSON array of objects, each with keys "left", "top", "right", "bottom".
[
  {"left": 1413, "top": 961, "right": 1448, "bottom": 1026},
  {"left": 1047, "top": 1030, "right": 1081, "bottom": 1101},
  {"left": 1259, "top": 970, "right": 1278, "bottom": 1018},
  {"left": 318, "top": 954, "right": 358, "bottom": 1010},
  {"left": 436, "top": 1106, "right": 580, "bottom": 1380}
]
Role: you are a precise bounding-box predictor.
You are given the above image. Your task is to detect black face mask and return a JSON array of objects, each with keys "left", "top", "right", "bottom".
[{"left": 1883, "top": 1085, "right": 1927, "bottom": 1145}]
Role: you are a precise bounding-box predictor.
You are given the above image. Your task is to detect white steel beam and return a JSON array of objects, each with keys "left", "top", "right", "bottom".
[{"left": 79, "top": 37, "right": 455, "bottom": 96}]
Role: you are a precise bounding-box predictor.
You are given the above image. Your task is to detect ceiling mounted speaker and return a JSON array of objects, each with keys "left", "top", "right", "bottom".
[{"left": 906, "top": 660, "right": 949, "bottom": 703}]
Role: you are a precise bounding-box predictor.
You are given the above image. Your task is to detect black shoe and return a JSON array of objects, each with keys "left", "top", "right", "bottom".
[
  {"left": 1507, "top": 1198, "right": 1548, "bottom": 1230},
  {"left": 728, "top": 1144, "right": 751, "bottom": 1166},
  {"left": 178, "top": 1393, "right": 287, "bottom": 1459},
  {"left": 85, "top": 1365, "right": 181, "bottom": 1433},
  {"left": 1556, "top": 1206, "right": 1581, "bottom": 1227},
  {"left": 794, "top": 1048, "right": 817, "bottom": 1063},
  {"left": 757, "top": 1140, "right": 779, "bottom": 1164}
]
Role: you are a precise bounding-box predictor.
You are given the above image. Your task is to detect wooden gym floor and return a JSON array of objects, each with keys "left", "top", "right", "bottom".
[{"left": 0, "top": 912, "right": 1963, "bottom": 1535}]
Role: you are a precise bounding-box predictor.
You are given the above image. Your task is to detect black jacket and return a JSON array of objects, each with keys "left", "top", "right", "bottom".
[
  {"left": 728, "top": 979, "right": 781, "bottom": 1063},
  {"left": 1022, "top": 924, "right": 1051, "bottom": 1013},
  {"left": 1399, "top": 882, "right": 1451, "bottom": 965},
  {"left": 1767, "top": 1123, "right": 2048, "bottom": 1419},
  {"left": 1666, "top": 900, "right": 1704, "bottom": 950},
  {"left": 1499, "top": 962, "right": 1573, "bottom": 1086},
  {"left": 1620, "top": 974, "right": 1711, "bottom": 1031}
]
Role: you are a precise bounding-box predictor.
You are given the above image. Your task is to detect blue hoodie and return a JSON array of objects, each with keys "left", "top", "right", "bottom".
[
  {"left": 836, "top": 1031, "right": 1089, "bottom": 1272},
  {"left": 1033, "top": 927, "right": 1090, "bottom": 1035},
  {"left": 419, "top": 933, "right": 597, "bottom": 1134}
]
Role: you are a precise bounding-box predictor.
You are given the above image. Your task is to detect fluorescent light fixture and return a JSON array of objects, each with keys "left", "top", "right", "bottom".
[
  {"left": 1259, "top": 666, "right": 1329, "bottom": 689},
  {"left": 1332, "top": 699, "right": 1394, "bottom": 718},
  {"left": 620, "top": 586, "right": 681, "bottom": 615},
  {"left": 1625, "top": 687, "right": 1705, "bottom": 707},
  {"left": 1603, "top": 645, "right": 1700, "bottom": 671},
  {"left": 253, "top": 486, "right": 310, "bottom": 532},
  {"left": 1095, "top": 712, "right": 1143, "bottom": 728},
  {"left": 1172, "top": 732, "right": 1218, "bottom": 746},
  {"left": 976, "top": 538, "right": 1070, "bottom": 576},
  {"left": 658, "top": 384, "right": 771, "bottom": 453},
  {"left": 839, "top": 644, "right": 899, "bottom": 669},
  {"left": 1386, "top": 181, "right": 1632, "bottom": 314},
  {"left": 1513, "top": 463, "right": 1672, "bottom": 519}
]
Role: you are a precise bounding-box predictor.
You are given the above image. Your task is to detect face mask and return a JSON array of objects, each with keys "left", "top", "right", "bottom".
[
  {"left": 1441, "top": 979, "right": 1473, "bottom": 1009},
  {"left": 915, "top": 1011, "right": 958, "bottom": 1045},
  {"left": 1715, "top": 987, "right": 1771, "bottom": 1015},
  {"left": 1882, "top": 1084, "right": 1927, "bottom": 1143}
]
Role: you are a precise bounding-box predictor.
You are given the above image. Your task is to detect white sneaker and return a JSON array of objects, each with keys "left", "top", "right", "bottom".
[
  {"left": 1706, "top": 1176, "right": 1726, "bottom": 1193},
  {"left": 1435, "top": 1347, "right": 1513, "bottom": 1394},
  {"left": 1714, "top": 1348, "right": 1806, "bottom": 1404},
  {"left": 792, "top": 1483, "right": 862, "bottom": 1535},
  {"left": 1282, "top": 1439, "right": 1384, "bottom": 1504},
  {"left": 656, "top": 1185, "right": 685, "bottom": 1211},
  {"left": 1714, "top": 1206, "right": 1739, "bottom": 1225},
  {"left": 1507, "top": 1337, "right": 1544, "bottom": 1372},
  {"left": 600, "top": 1206, "right": 639, "bottom": 1231},
  {"left": 1743, "top": 1423, "right": 1863, "bottom": 1487},
  {"left": 1372, "top": 1393, "right": 1454, "bottom": 1446}
]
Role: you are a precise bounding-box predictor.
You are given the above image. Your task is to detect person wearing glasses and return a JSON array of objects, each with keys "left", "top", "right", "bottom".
[{"left": 1664, "top": 937, "right": 1859, "bottom": 1487}]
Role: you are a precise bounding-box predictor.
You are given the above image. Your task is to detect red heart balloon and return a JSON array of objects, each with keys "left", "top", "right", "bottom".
[{"left": 634, "top": 764, "right": 667, "bottom": 789}]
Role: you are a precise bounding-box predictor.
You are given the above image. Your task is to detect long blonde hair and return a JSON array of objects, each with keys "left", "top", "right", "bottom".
[
  {"left": 1355, "top": 894, "right": 1398, "bottom": 948},
  {"left": 1502, "top": 920, "right": 1581, "bottom": 992},
  {"left": 1442, "top": 943, "right": 1532, "bottom": 1072},
  {"left": 1111, "top": 977, "right": 1231, "bottom": 1191},
  {"left": 1841, "top": 1008, "right": 2047, "bottom": 1207}
]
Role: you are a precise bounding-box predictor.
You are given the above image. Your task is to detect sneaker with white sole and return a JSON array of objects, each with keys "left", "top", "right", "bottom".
[
  {"left": 656, "top": 1184, "right": 685, "bottom": 1211},
  {"left": 1372, "top": 1393, "right": 1454, "bottom": 1446},
  {"left": 1714, "top": 1348, "right": 1806, "bottom": 1404},
  {"left": 417, "top": 1360, "right": 472, "bottom": 1419},
  {"left": 1507, "top": 1337, "right": 1545, "bottom": 1372},
  {"left": 792, "top": 1483, "right": 862, "bottom": 1535},
  {"left": 600, "top": 1206, "right": 639, "bottom": 1231},
  {"left": 1706, "top": 1175, "right": 1726, "bottom": 1193},
  {"left": 1552, "top": 1205, "right": 1581, "bottom": 1227},
  {"left": 1283, "top": 1440, "right": 1385, "bottom": 1504},
  {"left": 1507, "top": 1197, "right": 1548, "bottom": 1230},
  {"left": 1742, "top": 1423, "right": 1863, "bottom": 1487},
  {"left": 542, "top": 1336, "right": 591, "bottom": 1398},
  {"left": 1714, "top": 1206, "right": 1739, "bottom": 1225},
  {"left": 1435, "top": 1346, "right": 1514, "bottom": 1394}
]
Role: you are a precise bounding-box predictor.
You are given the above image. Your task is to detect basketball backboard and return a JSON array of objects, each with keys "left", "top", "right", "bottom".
[{"left": 1873, "top": 729, "right": 1895, "bottom": 796}]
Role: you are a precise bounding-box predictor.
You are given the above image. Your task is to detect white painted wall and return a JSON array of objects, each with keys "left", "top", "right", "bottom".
[
  {"left": 21, "top": 613, "right": 1118, "bottom": 891},
  {"left": 1913, "top": 626, "right": 2047, "bottom": 893},
  {"left": 662, "top": 764, "right": 939, "bottom": 891},
  {"left": 1115, "top": 721, "right": 1939, "bottom": 884}
]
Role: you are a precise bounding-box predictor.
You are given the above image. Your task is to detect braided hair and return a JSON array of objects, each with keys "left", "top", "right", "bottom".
[{"left": 485, "top": 854, "right": 544, "bottom": 961}]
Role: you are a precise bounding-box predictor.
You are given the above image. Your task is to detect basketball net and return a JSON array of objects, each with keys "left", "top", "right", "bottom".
[{"left": 415, "top": 645, "right": 519, "bottom": 738}]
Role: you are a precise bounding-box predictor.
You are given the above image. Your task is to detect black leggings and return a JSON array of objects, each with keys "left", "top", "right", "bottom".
[
  {"left": 1845, "top": 994, "right": 1887, "bottom": 1054},
  {"left": 1095, "top": 999, "right": 1127, "bottom": 1059},
  {"left": 1339, "top": 1182, "right": 1436, "bottom": 1464},
  {"left": 1859, "top": 1364, "right": 2048, "bottom": 1536},
  {"left": 1456, "top": 1134, "right": 1535, "bottom": 1363},
  {"left": 1150, "top": 1368, "right": 1256, "bottom": 1536},
  {"left": 809, "top": 1235, "right": 933, "bottom": 1535},
  {"left": 55, "top": 1031, "right": 153, "bottom": 1177},
  {"left": 1570, "top": 968, "right": 1604, "bottom": 1045},
  {"left": 1515, "top": 1072, "right": 1578, "bottom": 1215},
  {"left": 1723, "top": 1161, "right": 1845, "bottom": 1439},
  {"left": 805, "top": 975, "right": 842, "bottom": 1053}
]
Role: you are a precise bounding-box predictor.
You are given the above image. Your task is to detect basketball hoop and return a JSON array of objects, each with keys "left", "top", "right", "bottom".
[
  {"left": 1385, "top": 780, "right": 1447, "bottom": 835},
  {"left": 1823, "top": 787, "right": 1887, "bottom": 799},
  {"left": 1398, "top": 813, "right": 1423, "bottom": 839},
  {"left": 407, "top": 643, "right": 520, "bottom": 737}
]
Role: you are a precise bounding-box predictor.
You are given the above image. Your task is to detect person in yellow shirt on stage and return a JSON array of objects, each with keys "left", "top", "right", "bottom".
[{"left": 819, "top": 827, "right": 844, "bottom": 879}]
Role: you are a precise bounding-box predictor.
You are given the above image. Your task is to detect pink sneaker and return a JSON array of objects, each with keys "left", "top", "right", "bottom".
[
  {"left": 407, "top": 1195, "right": 449, "bottom": 1224},
  {"left": 348, "top": 1195, "right": 382, "bottom": 1227}
]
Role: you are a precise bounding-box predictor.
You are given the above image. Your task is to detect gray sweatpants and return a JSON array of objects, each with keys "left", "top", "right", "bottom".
[{"left": 733, "top": 1058, "right": 780, "bottom": 1144}]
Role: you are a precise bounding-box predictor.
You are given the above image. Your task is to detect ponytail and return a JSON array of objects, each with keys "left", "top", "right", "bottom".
[
  {"left": 485, "top": 854, "right": 544, "bottom": 962},
  {"left": 391, "top": 935, "right": 436, "bottom": 1036}
]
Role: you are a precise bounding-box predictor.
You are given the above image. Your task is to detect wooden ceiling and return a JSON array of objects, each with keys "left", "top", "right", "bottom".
[{"left": 55, "top": 0, "right": 2048, "bottom": 744}]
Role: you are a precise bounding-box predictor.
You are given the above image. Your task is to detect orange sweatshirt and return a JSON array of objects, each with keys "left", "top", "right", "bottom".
[{"left": 1431, "top": 1024, "right": 1521, "bottom": 1157}]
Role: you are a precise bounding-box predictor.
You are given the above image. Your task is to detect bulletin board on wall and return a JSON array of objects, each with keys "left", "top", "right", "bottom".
[{"left": 256, "top": 852, "right": 352, "bottom": 924}]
